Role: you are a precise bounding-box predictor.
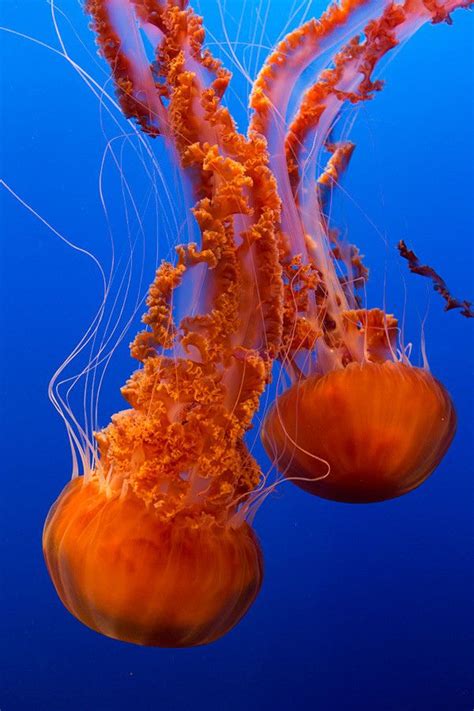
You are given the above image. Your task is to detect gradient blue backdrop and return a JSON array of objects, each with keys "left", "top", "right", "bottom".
[{"left": 1, "top": 2, "right": 473, "bottom": 709}]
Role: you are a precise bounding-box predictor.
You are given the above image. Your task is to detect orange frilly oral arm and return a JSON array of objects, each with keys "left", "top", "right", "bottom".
[
  {"left": 249, "top": 0, "right": 472, "bottom": 368},
  {"left": 86, "top": 0, "right": 171, "bottom": 136},
  {"left": 85, "top": 0, "right": 284, "bottom": 519}
]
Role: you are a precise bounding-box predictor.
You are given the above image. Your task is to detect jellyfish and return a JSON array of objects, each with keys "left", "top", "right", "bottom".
[
  {"left": 44, "top": 0, "right": 283, "bottom": 647},
  {"left": 41, "top": 0, "right": 471, "bottom": 649},
  {"left": 252, "top": 0, "right": 469, "bottom": 503}
]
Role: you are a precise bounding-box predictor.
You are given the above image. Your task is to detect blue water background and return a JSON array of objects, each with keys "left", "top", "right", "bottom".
[{"left": 1, "top": 1, "right": 473, "bottom": 709}]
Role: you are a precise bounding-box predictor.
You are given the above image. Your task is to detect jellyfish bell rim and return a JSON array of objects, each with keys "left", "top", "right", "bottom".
[
  {"left": 261, "top": 360, "right": 457, "bottom": 504},
  {"left": 42, "top": 477, "right": 264, "bottom": 648}
]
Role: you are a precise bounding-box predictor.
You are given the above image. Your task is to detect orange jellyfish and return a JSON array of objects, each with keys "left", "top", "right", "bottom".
[
  {"left": 44, "top": 0, "right": 283, "bottom": 647},
  {"left": 42, "top": 0, "right": 472, "bottom": 649},
  {"left": 251, "top": 0, "right": 470, "bottom": 503}
]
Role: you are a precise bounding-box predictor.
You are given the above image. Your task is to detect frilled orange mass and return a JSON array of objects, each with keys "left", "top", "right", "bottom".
[{"left": 44, "top": 0, "right": 470, "bottom": 647}]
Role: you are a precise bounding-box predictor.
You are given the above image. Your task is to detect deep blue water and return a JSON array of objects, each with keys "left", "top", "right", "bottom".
[{"left": 1, "top": 2, "right": 473, "bottom": 710}]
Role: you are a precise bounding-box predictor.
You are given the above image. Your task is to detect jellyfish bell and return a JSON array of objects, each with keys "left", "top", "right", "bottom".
[
  {"left": 43, "top": 476, "right": 263, "bottom": 647},
  {"left": 262, "top": 311, "right": 457, "bottom": 504},
  {"left": 262, "top": 362, "right": 456, "bottom": 504}
]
